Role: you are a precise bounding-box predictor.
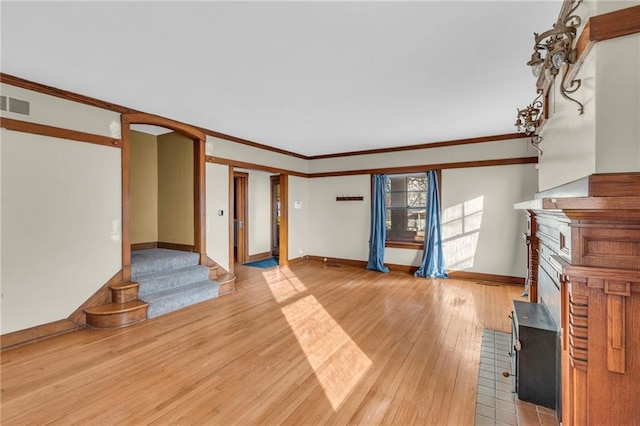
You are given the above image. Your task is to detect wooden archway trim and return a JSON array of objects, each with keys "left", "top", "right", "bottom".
[
  {"left": 121, "top": 112, "right": 207, "bottom": 282},
  {"left": 122, "top": 113, "right": 206, "bottom": 141}
]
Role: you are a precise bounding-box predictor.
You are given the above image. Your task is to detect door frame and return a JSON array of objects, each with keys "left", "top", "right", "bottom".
[
  {"left": 233, "top": 171, "right": 249, "bottom": 264},
  {"left": 279, "top": 174, "right": 289, "bottom": 267},
  {"left": 121, "top": 113, "right": 206, "bottom": 282},
  {"left": 270, "top": 175, "right": 280, "bottom": 257}
]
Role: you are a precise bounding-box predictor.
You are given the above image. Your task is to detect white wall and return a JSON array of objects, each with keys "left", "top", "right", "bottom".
[
  {"left": 537, "top": 1, "right": 640, "bottom": 191},
  {"left": 595, "top": 34, "right": 640, "bottom": 173},
  {"left": 0, "top": 71, "right": 548, "bottom": 335},
  {"left": 206, "top": 135, "right": 308, "bottom": 174},
  {"left": 308, "top": 137, "right": 534, "bottom": 174},
  {"left": 305, "top": 164, "right": 537, "bottom": 278},
  {"left": 206, "top": 163, "right": 230, "bottom": 272},
  {"left": 383, "top": 165, "right": 537, "bottom": 276},
  {"left": 537, "top": 48, "right": 597, "bottom": 191},
  {"left": 441, "top": 164, "right": 538, "bottom": 277},
  {"left": 307, "top": 175, "right": 371, "bottom": 261},
  {"left": 0, "top": 83, "right": 121, "bottom": 138},
  {"left": 594, "top": 0, "right": 640, "bottom": 15},
  {"left": 288, "top": 176, "right": 309, "bottom": 260},
  {"left": 1, "top": 130, "right": 122, "bottom": 334}
]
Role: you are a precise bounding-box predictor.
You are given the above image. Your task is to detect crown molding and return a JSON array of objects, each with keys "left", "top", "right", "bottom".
[{"left": 3, "top": 72, "right": 534, "bottom": 161}]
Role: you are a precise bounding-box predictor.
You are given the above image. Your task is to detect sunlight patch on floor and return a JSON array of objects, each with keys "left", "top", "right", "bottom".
[
  {"left": 281, "top": 294, "right": 372, "bottom": 410},
  {"left": 262, "top": 267, "right": 308, "bottom": 303}
]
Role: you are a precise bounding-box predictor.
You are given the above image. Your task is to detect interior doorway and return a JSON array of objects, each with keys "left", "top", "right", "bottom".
[
  {"left": 271, "top": 175, "right": 281, "bottom": 257},
  {"left": 121, "top": 113, "right": 207, "bottom": 282},
  {"left": 233, "top": 172, "right": 249, "bottom": 264},
  {"left": 129, "top": 128, "right": 195, "bottom": 251}
]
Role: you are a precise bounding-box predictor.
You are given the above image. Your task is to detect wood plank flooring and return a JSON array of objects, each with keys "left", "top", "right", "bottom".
[{"left": 1, "top": 261, "right": 523, "bottom": 425}]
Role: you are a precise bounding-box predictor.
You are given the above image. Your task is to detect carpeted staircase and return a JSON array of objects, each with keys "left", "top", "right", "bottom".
[{"left": 132, "top": 249, "right": 220, "bottom": 319}]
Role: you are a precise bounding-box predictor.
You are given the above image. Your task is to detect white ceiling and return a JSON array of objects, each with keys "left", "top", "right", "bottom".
[
  {"left": 130, "top": 124, "right": 175, "bottom": 136},
  {"left": 1, "top": 1, "right": 561, "bottom": 156}
]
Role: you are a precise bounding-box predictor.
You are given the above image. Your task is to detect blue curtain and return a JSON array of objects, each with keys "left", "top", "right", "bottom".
[
  {"left": 366, "top": 174, "right": 389, "bottom": 273},
  {"left": 415, "top": 170, "right": 448, "bottom": 278}
]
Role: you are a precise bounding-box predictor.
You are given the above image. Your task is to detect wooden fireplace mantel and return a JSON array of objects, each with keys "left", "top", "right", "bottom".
[{"left": 515, "top": 172, "right": 640, "bottom": 425}]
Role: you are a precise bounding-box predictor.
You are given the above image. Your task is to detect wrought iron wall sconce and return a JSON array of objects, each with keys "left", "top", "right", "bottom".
[
  {"left": 515, "top": 91, "right": 544, "bottom": 155},
  {"left": 526, "top": 0, "right": 584, "bottom": 114}
]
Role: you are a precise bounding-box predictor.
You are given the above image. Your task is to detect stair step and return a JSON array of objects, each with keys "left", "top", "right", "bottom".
[
  {"left": 217, "top": 273, "right": 236, "bottom": 296},
  {"left": 111, "top": 282, "right": 139, "bottom": 303},
  {"left": 85, "top": 301, "right": 148, "bottom": 329},
  {"left": 131, "top": 249, "right": 199, "bottom": 278},
  {"left": 136, "top": 265, "right": 211, "bottom": 297},
  {"left": 142, "top": 280, "right": 219, "bottom": 319},
  {"left": 208, "top": 265, "right": 219, "bottom": 280}
]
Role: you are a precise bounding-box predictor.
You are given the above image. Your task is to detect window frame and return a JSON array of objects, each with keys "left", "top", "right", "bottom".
[{"left": 371, "top": 170, "right": 442, "bottom": 250}]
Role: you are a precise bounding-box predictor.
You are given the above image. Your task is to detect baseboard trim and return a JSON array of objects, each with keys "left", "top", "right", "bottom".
[
  {"left": 448, "top": 271, "right": 524, "bottom": 286},
  {"left": 1, "top": 319, "right": 79, "bottom": 351},
  {"left": 247, "top": 251, "right": 272, "bottom": 262},
  {"left": 294, "top": 255, "right": 524, "bottom": 286},
  {"left": 288, "top": 256, "right": 309, "bottom": 266},
  {"left": 1, "top": 270, "right": 127, "bottom": 350},
  {"left": 157, "top": 242, "right": 195, "bottom": 252},
  {"left": 304, "top": 255, "right": 366, "bottom": 268},
  {"left": 132, "top": 242, "right": 196, "bottom": 252},
  {"left": 131, "top": 242, "right": 157, "bottom": 251}
]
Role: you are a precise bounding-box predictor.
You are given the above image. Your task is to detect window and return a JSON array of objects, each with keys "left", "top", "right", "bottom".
[{"left": 385, "top": 173, "right": 427, "bottom": 245}]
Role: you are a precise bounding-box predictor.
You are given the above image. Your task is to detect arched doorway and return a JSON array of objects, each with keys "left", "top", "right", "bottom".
[{"left": 121, "top": 113, "right": 206, "bottom": 282}]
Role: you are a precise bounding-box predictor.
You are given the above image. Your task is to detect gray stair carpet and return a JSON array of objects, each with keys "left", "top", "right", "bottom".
[{"left": 131, "top": 249, "right": 219, "bottom": 319}]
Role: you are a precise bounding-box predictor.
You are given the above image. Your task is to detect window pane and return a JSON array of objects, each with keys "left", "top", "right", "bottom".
[
  {"left": 383, "top": 173, "right": 428, "bottom": 242},
  {"left": 406, "top": 191, "right": 425, "bottom": 207}
]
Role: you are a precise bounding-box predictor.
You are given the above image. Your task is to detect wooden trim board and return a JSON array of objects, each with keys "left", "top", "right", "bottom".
[
  {"left": 157, "top": 242, "right": 196, "bottom": 252},
  {"left": 131, "top": 242, "right": 158, "bottom": 251},
  {"left": 589, "top": 4, "right": 640, "bottom": 42},
  {"left": 1, "top": 320, "right": 79, "bottom": 351},
  {"left": 300, "top": 255, "right": 524, "bottom": 285},
  {"left": 247, "top": 252, "right": 273, "bottom": 262},
  {"left": 309, "top": 133, "right": 529, "bottom": 159},
  {"left": 228, "top": 165, "right": 235, "bottom": 275},
  {"left": 194, "top": 137, "right": 207, "bottom": 264},
  {"left": 308, "top": 157, "right": 539, "bottom": 178},
  {"left": 208, "top": 155, "right": 539, "bottom": 180},
  {"left": 279, "top": 174, "right": 289, "bottom": 267},
  {"left": 2, "top": 71, "right": 541, "bottom": 161},
  {"left": 1, "top": 117, "right": 121, "bottom": 147}
]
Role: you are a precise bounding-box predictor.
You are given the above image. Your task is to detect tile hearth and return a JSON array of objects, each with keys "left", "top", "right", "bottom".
[{"left": 475, "top": 329, "right": 558, "bottom": 426}]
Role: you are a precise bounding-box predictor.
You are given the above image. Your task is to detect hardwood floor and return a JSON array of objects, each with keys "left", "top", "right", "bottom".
[{"left": 1, "top": 261, "right": 523, "bottom": 425}]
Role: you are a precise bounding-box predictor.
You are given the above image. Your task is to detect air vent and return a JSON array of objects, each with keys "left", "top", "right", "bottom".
[
  {"left": 8, "top": 97, "right": 30, "bottom": 115},
  {"left": 0, "top": 96, "right": 7, "bottom": 111}
]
